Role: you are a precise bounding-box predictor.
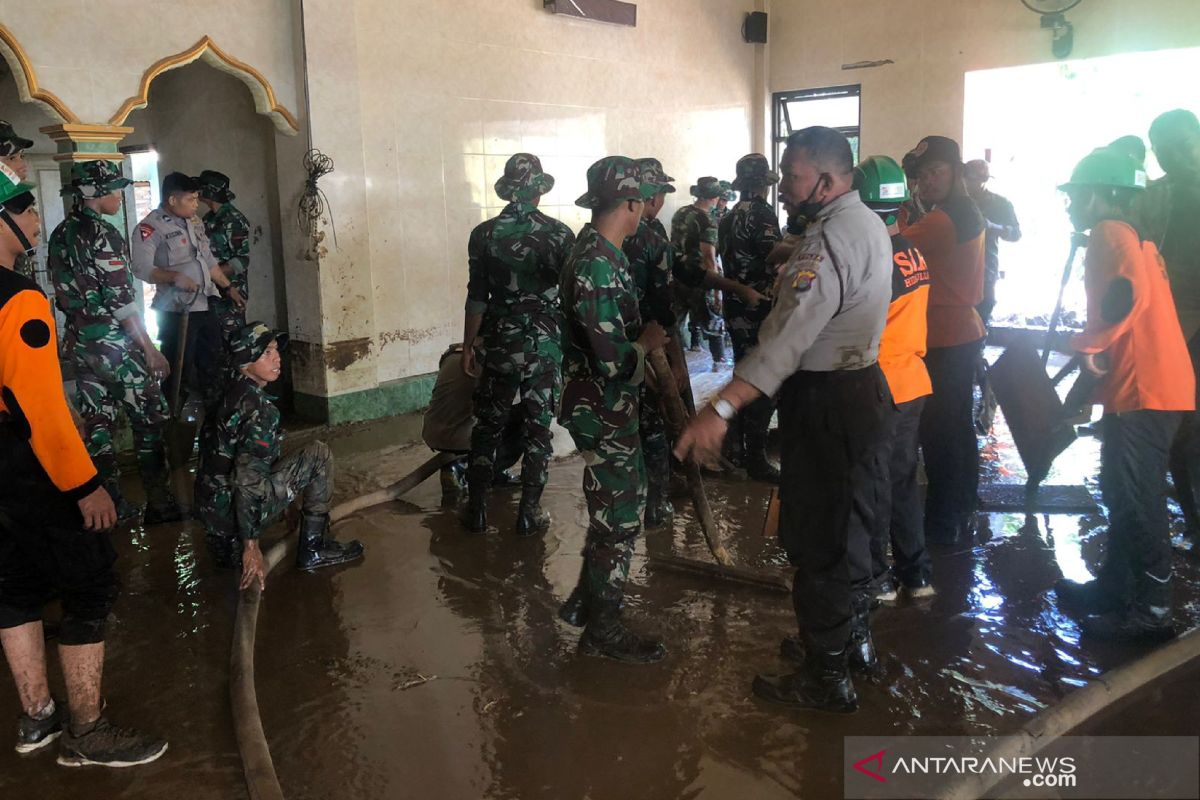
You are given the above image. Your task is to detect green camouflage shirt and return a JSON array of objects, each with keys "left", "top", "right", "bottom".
[
  {"left": 622, "top": 216, "right": 673, "bottom": 325},
  {"left": 466, "top": 201, "right": 576, "bottom": 317},
  {"left": 203, "top": 203, "right": 252, "bottom": 298},
  {"left": 559, "top": 224, "right": 645, "bottom": 447},
  {"left": 670, "top": 204, "right": 717, "bottom": 291},
  {"left": 48, "top": 206, "right": 140, "bottom": 348},
  {"left": 197, "top": 374, "right": 282, "bottom": 540},
  {"left": 718, "top": 196, "right": 782, "bottom": 330}
]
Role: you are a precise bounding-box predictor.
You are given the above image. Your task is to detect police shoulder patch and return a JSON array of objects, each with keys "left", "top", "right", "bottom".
[
  {"left": 792, "top": 268, "right": 818, "bottom": 292},
  {"left": 138, "top": 223, "right": 155, "bottom": 241}
]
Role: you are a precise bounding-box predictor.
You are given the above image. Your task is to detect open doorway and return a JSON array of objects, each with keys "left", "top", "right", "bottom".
[{"left": 964, "top": 46, "right": 1200, "bottom": 329}]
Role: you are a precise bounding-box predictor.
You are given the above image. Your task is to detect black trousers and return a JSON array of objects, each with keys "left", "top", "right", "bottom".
[
  {"left": 778, "top": 365, "right": 890, "bottom": 650},
  {"left": 0, "top": 425, "right": 118, "bottom": 644},
  {"left": 1169, "top": 332, "right": 1200, "bottom": 537},
  {"left": 158, "top": 309, "right": 222, "bottom": 409},
  {"left": 1098, "top": 410, "right": 1181, "bottom": 601},
  {"left": 920, "top": 339, "right": 983, "bottom": 539},
  {"left": 867, "top": 396, "right": 931, "bottom": 587}
]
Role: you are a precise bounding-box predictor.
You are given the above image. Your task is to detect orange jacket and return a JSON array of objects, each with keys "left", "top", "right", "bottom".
[
  {"left": 878, "top": 233, "right": 932, "bottom": 404},
  {"left": 900, "top": 194, "right": 986, "bottom": 349},
  {"left": 0, "top": 268, "right": 100, "bottom": 499},
  {"left": 1072, "top": 221, "right": 1195, "bottom": 414}
]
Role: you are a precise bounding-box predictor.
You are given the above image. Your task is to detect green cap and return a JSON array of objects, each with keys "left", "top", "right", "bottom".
[
  {"left": 854, "top": 155, "right": 910, "bottom": 205},
  {"left": 0, "top": 161, "right": 35, "bottom": 205},
  {"left": 636, "top": 157, "right": 676, "bottom": 199},
  {"left": 231, "top": 321, "right": 289, "bottom": 367},
  {"left": 689, "top": 176, "right": 724, "bottom": 200},
  {"left": 62, "top": 160, "right": 132, "bottom": 200},
  {"left": 196, "top": 170, "right": 236, "bottom": 203},
  {"left": 730, "top": 153, "right": 779, "bottom": 191},
  {"left": 1059, "top": 148, "right": 1148, "bottom": 192},
  {"left": 495, "top": 153, "right": 555, "bottom": 203},
  {"left": 575, "top": 156, "right": 648, "bottom": 209}
]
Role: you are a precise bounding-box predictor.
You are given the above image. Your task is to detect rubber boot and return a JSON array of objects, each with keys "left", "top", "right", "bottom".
[
  {"left": 440, "top": 460, "right": 466, "bottom": 500},
  {"left": 1054, "top": 559, "right": 1131, "bottom": 617},
  {"left": 142, "top": 476, "right": 184, "bottom": 526},
  {"left": 295, "top": 512, "right": 365, "bottom": 571},
  {"left": 644, "top": 489, "right": 673, "bottom": 529},
  {"left": 1081, "top": 570, "right": 1175, "bottom": 642},
  {"left": 578, "top": 599, "right": 667, "bottom": 664},
  {"left": 848, "top": 596, "right": 881, "bottom": 679},
  {"left": 460, "top": 466, "right": 489, "bottom": 535},
  {"left": 559, "top": 563, "right": 590, "bottom": 627},
  {"left": 752, "top": 645, "right": 858, "bottom": 713},
  {"left": 102, "top": 477, "right": 142, "bottom": 526},
  {"left": 515, "top": 485, "right": 551, "bottom": 538}
]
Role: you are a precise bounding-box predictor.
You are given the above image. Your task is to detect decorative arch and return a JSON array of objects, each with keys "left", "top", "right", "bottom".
[
  {"left": 0, "top": 24, "right": 80, "bottom": 123},
  {"left": 108, "top": 36, "right": 300, "bottom": 135}
]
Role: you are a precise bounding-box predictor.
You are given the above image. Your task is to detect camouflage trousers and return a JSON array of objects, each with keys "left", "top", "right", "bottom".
[
  {"left": 580, "top": 432, "right": 647, "bottom": 608},
  {"left": 202, "top": 441, "right": 333, "bottom": 542},
  {"left": 469, "top": 353, "right": 557, "bottom": 490},
  {"left": 72, "top": 342, "right": 171, "bottom": 499},
  {"left": 639, "top": 383, "right": 670, "bottom": 502}
]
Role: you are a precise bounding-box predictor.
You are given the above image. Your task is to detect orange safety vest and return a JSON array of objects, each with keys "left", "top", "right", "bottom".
[
  {"left": 878, "top": 234, "right": 932, "bottom": 404},
  {"left": 1072, "top": 220, "right": 1195, "bottom": 414}
]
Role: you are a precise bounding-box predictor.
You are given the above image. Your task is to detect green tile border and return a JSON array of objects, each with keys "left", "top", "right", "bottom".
[{"left": 294, "top": 372, "right": 437, "bottom": 424}]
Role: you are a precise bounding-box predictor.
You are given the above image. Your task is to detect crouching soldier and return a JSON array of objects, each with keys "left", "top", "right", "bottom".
[{"left": 196, "top": 322, "right": 364, "bottom": 587}]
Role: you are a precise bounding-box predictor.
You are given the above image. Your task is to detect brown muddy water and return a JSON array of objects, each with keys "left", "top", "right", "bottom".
[{"left": 1, "top": 353, "right": 1198, "bottom": 799}]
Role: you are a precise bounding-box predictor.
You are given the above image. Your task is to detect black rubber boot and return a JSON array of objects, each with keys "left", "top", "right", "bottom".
[
  {"left": 1054, "top": 577, "right": 1126, "bottom": 616},
  {"left": 439, "top": 460, "right": 467, "bottom": 500},
  {"left": 102, "top": 478, "right": 143, "bottom": 526},
  {"left": 578, "top": 602, "right": 666, "bottom": 664},
  {"left": 515, "top": 485, "right": 551, "bottom": 537},
  {"left": 559, "top": 585, "right": 588, "bottom": 627},
  {"left": 142, "top": 477, "right": 183, "bottom": 526},
  {"left": 460, "top": 466, "right": 489, "bottom": 535},
  {"left": 1081, "top": 571, "right": 1175, "bottom": 642},
  {"left": 295, "top": 513, "right": 365, "bottom": 571},
  {"left": 848, "top": 597, "right": 881, "bottom": 678},
  {"left": 752, "top": 646, "right": 858, "bottom": 713}
]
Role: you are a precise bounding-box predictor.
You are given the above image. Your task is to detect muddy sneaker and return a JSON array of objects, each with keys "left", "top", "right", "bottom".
[
  {"left": 874, "top": 576, "right": 898, "bottom": 604},
  {"left": 16, "top": 699, "right": 66, "bottom": 754},
  {"left": 57, "top": 717, "right": 167, "bottom": 768}
]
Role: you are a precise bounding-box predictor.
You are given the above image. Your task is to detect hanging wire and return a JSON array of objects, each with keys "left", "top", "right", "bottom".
[{"left": 298, "top": 149, "right": 337, "bottom": 248}]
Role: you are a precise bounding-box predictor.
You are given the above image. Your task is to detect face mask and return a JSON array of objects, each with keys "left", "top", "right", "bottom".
[
  {"left": 788, "top": 174, "right": 828, "bottom": 233},
  {"left": 0, "top": 207, "right": 36, "bottom": 257}
]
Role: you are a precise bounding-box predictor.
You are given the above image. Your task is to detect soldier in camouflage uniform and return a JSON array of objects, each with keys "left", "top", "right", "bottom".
[
  {"left": 623, "top": 158, "right": 677, "bottom": 527},
  {"left": 0, "top": 121, "right": 36, "bottom": 282},
  {"left": 196, "top": 170, "right": 250, "bottom": 341},
  {"left": 718, "top": 154, "right": 783, "bottom": 482},
  {"left": 48, "top": 160, "right": 183, "bottom": 525},
  {"left": 195, "top": 322, "right": 364, "bottom": 584},
  {"left": 671, "top": 177, "right": 727, "bottom": 367},
  {"left": 558, "top": 156, "right": 669, "bottom": 664},
  {"left": 460, "top": 153, "right": 576, "bottom": 537},
  {"left": 713, "top": 180, "right": 735, "bottom": 226}
]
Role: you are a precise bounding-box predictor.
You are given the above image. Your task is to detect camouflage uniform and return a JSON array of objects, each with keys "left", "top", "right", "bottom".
[
  {"left": 196, "top": 321, "right": 362, "bottom": 570},
  {"left": 198, "top": 171, "right": 251, "bottom": 340},
  {"left": 560, "top": 157, "right": 653, "bottom": 615},
  {"left": 625, "top": 158, "right": 677, "bottom": 523},
  {"left": 718, "top": 155, "right": 783, "bottom": 470},
  {"left": 670, "top": 179, "right": 724, "bottom": 356},
  {"left": 466, "top": 154, "right": 575, "bottom": 496},
  {"left": 0, "top": 121, "right": 35, "bottom": 281},
  {"left": 48, "top": 161, "right": 175, "bottom": 513}
]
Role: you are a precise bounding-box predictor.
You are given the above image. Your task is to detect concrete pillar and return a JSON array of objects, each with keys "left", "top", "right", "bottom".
[{"left": 39, "top": 123, "right": 135, "bottom": 225}]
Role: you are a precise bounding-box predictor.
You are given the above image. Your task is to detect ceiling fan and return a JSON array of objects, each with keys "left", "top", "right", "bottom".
[{"left": 1021, "top": 0, "right": 1082, "bottom": 59}]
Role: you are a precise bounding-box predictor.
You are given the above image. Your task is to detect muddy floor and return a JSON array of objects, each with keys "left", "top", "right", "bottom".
[{"left": 1, "top": 349, "right": 1198, "bottom": 799}]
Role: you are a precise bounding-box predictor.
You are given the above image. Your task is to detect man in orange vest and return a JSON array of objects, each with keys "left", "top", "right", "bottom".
[{"left": 1054, "top": 148, "right": 1195, "bottom": 642}]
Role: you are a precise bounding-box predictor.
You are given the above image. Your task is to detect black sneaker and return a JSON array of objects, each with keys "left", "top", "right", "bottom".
[
  {"left": 57, "top": 717, "right": 167, "bottom": 768},
  {"left": 16, "top": 700, "right": 66, "bottom": 754}
]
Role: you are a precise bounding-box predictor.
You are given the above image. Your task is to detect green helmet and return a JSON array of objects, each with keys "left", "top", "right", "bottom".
[
  {"left": 1058, "top": 148, "right": 1148, "bottom": 192},
  {"left": 853, "top": 155, "right": 910, "bottom": 205},
  {"left": 0, "top": 161, "right": 35, "bottom": 206}
]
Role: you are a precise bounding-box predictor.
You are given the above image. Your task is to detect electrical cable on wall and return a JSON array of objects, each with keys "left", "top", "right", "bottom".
[{"left": 298, "top": 148, "right": 337, "bottom": 249}]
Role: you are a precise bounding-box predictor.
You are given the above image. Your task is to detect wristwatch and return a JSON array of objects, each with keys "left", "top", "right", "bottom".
[{"left": 710, "top": 396, "right": 737, "bottom": 421}]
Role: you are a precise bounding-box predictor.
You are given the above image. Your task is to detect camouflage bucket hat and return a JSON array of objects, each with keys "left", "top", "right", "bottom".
[
  {"left": 689, "top": 176, "right": 724, "bottom": 200},
  {"left": 575, "top": 156, "right": 651, "bottom": 209},
  {"left": 0, "top": 120, "right": 33, "bottom": 157},
  {"left": 719, "top": 180, "right": 736, "bottom": 201},
  {"left": 196, "top": 169, "right": 236, "bottom": 203},
  {"left": 61, "top": 160, "right": 132, "bottom": 199},
  {"left": 730, "top": 153, "right": 779, "bottom": 191},
  {"left": 495, "top": 153, "right": 555, "bottom": 203},
  {"left": 231, "top": 321, "right": 289, "bottom": 367},
  {"left": 636, "top": 157, "right": 676, "bottom": 199}
]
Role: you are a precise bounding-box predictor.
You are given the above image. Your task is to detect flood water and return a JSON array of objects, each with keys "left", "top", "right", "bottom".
[{"left": 1, "top": 351, "right": 1198, "bottom": 799}]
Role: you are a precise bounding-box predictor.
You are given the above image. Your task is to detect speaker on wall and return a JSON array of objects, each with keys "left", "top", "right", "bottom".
[{"left": 743, "top": 12, "right": 768, "bottom": 44}]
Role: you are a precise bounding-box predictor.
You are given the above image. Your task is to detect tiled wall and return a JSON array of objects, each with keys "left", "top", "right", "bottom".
[{"left": 338, "top": 0, "right": 759, "bottom": 386}]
